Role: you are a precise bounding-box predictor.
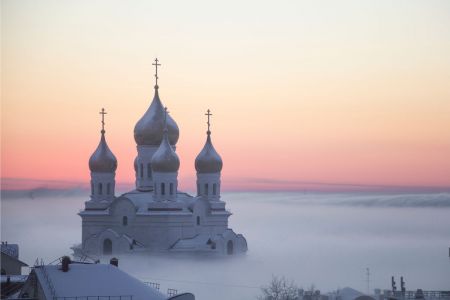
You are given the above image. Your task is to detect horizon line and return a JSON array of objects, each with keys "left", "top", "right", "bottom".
[{"left": 1, "top": 177, "right": 449, "bottom": 193}]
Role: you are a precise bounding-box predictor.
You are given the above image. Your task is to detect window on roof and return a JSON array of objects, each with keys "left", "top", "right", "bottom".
[
  {"left": 123, "top": 216, "right": 128, "bottom": 226},
  {"left": 197, "top": 216, "right": 200, "bottom": 226}
]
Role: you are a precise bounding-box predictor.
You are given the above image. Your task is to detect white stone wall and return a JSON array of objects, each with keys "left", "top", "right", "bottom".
[
  {"left": 81, "top": 194, "right": 242, "bottom": 255},
  {"left": 153, "top": 171, "right": 178, "bottom": 201},
  {"left": 135, "top": 145, "right": 158, "bottom": 191},
  {"left": 196, "top": 172, "right": 221, "bottom": 200},
  {"left": 90, "top": 172, "right": 115, "bottom": 201}
]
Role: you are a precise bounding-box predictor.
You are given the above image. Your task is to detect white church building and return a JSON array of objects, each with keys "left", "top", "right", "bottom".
[{"left": 76, "top": 59, "right": 247, "bottom": 256}]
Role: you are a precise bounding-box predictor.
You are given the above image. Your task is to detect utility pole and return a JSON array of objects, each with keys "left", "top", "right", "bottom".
[{"left": 366, "top": 268, "right": 370, "bottom": 295}]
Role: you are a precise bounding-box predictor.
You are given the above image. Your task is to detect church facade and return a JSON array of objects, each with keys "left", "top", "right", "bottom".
[{"left": 76, "top": 60, "right": 247, "bottom": 256}]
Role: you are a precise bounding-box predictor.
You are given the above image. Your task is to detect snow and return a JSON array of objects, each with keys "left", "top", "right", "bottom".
[
  {"left": 338, "top": 287, "right": 364, "bottom": 300},
  {"left": 34, "top": 263, "right": 166, "bottom": 300},
  {"left": 0, "top": 275, "right": 28, "bottom": 283}
]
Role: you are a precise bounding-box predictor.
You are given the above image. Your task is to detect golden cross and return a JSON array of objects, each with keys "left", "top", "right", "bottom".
[
  {"left": 99, "top": 108, "right": 107, "bottom": 133},
  {"left": 152, "top": 58, "right": 161, "bottom": 86},
  {"left": 205, "top": 109, "right": 212, "bottom": 133}
]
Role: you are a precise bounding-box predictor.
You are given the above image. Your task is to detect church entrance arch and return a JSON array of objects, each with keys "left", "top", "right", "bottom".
[
  {"left": 103, "top": 239, "right": 112, "bottom": 255},
  {"left": 226, "top": 240, "right": 233, "bottom": 255}
]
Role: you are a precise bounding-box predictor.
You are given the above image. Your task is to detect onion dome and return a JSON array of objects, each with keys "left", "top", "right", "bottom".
[
  {"left": 89, "top": 127, "right": 117, "bottom": 173},
  {"left": 134, "top": 86, "right": 179, "bottom": 146},
  {"left": 195, "top": 109, "right": 223, "bottom": 173},
  {"left": 151, "top": 109, "right": 180, "bottom": 173},
  {"left": 195, "top": 133, "right": 223, "bottom": 173}
]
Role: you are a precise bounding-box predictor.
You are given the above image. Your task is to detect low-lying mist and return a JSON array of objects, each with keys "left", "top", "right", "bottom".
[{"left": 2, "top": 190, "right": 450, "bottom": 299}]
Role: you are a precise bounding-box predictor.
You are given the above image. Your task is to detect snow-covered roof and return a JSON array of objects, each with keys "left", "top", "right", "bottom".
[
  {"left": 170, "top": 234, "right": 213, "bottom": 251},
  {"left": 120, "top": 190, "right": 195, "bottom": 214},
  {"left": 80, "top": 189, "right": 231, "bottom": 218},
  {"left": 1, "top": 243, "right": 28, "bottom": 266},
  {"left": 1, "top": 243, "right": 19, "bottom": 258},
  {"left": 338, "top": 287, "right": 364, "bottom": 300},
  {"left": 34, "top": 263, "right": 166, "bottom": 300}
]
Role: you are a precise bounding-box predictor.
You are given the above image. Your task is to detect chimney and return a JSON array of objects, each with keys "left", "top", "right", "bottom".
[
  {"left": 110, "top": 257, "right": 118, "bottom": 267},
  {"left": 61, "top": 256, "right": 71, "bottom": 272}
]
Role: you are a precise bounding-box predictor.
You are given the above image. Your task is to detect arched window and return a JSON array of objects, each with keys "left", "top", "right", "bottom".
[
  {"left": 122, "top": 216, "right": 128, "bottom": 226},
  {"left": 147, "top": 164, "right": 152, "bottom": 178},
  {"left": 103, "top": 239, "right": 112, "bottom": 255},
  {"left": 170, "top": 183, "right": 173, "bottom": 195},
  {"left": 99, "top": 183, "right": 103, "bottom": 195},
  {"left": 204, "top": 183, "right": 209, "bottom": 195},
  {"left": 196, "top": 216, "right": 200, "bottom": 226},
  {"left": 107, "top": 183, "right": 111, "bottom": 195},
  {"left": 213, "top": 184, "right": 217, "bottom": 195},
  {"left": 140, "top": 164, "right": 143, "bottom": 178},
  {"left": 227, "top": 240, "right": 234, "bottom": 255},
  {"left": 161, "top": 183, "right": 165, "bottom": 195}
]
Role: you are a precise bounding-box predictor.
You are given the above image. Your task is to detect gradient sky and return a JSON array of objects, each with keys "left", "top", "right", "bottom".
[{"left": 2, "top": 0, "right": 450, "bottom": 191}]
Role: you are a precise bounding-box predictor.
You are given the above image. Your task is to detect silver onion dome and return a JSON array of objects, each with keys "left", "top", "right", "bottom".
[
  {"left": 89, "top": 132, "right": 118, "bottom": 173},
  {"left": 151, "top": 124, "right": 180, "bottom": 173},
  {"left": 134, "top": 87, "right": 179, "bottom": 146},
  {"left": 195, "top": 132, "right": 223, "bottom": 174}
]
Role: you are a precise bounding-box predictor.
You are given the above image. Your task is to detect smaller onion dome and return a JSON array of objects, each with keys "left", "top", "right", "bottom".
[
  {"left": 195, "top": 133, "right": 223, "bottom": 173},
  {"left": 89, "top": 132, "right": 117, "bottom": 173},
  {"left": 151, "top": 109, "right": 180, "bottom": 173},
  {"left": 195, "top": 110, "right": 222, "bottom": 174}
]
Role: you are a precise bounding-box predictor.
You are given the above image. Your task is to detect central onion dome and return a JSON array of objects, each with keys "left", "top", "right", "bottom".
[
  {"left": 89, "top": 131, "right": 117, "bottom": 173},
  {"left": 134, "top": 87, "right": 179, "bottom": 146},
  {"left": 151, "top": 114, "right": 180, "bottom": 173},
  {"left": 195, "top": 132, "right": 223, "bottom": 173}
]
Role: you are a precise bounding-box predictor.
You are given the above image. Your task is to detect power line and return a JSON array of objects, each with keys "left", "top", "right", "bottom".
[{"left": 143, "top": 277, "right": 261, "bottom": 290}]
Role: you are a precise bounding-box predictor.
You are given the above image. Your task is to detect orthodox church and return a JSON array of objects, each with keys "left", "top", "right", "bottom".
[{"left": 76, "top": 59, "right": 248, "bottom": 256}]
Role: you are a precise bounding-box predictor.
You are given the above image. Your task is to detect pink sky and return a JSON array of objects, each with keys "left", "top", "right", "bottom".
[{"left": 2, "top": 1, "right": 450, "bottom": 192}]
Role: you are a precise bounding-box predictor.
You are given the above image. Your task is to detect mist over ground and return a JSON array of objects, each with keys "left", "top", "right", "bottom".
[{"left": 1, "top": 190, "right": 450, "bottom": 299}]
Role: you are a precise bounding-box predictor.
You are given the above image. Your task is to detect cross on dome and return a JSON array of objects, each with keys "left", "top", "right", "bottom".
[
  {"left": 205, "top": 109, "right": 212, "bottom": 134},
  {"left": 99, "top": 108, "right": 107, "bottom": 133},
  {"left": 152, "top": 58, "right": 161, "bottom": 88}
]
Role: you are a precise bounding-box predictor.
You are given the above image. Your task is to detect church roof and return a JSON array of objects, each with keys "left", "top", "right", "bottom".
[{"left": 34, "top": 264, "right": 166, "bottom": 300}]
